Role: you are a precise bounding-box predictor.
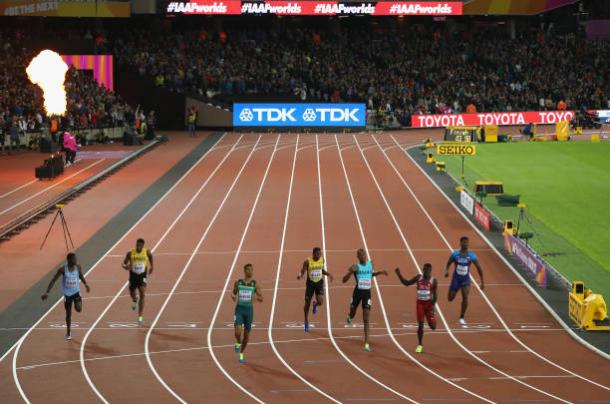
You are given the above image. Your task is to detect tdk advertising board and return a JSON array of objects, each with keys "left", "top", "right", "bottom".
[{"left": 233, "top": 103, "right": 366, "bottom": 127}]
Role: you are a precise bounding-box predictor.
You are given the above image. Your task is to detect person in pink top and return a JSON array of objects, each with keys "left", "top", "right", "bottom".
[{"left": 63, "top": 131, "right": 78, "bottom": 166}]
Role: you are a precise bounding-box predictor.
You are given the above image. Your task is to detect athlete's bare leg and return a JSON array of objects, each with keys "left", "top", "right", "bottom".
[
  {"left": 363, "top": 308, "right": 370, "bottom": 345},
  {"left": 137, "top": 285, "right": 146, "bottom": 317},
  {"left": 460, "top": 286, "right": 470, "bottom": 319}
]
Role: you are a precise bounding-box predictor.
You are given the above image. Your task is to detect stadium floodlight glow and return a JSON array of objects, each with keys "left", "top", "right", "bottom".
[{"left": 26, "top": 50, "right": 69, "bottom": 116}]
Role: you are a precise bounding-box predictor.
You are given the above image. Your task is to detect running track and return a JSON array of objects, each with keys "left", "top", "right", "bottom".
[{"left": 0, "top": 133, "right": 608, "bottom": 403}]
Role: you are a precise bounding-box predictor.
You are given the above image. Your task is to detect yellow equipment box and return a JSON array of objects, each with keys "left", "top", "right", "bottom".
[
  {"left": 568, "top": 281, "right": 610, "bottom": 330},
  {"left": 483, "top": 125, "right": 498, "bottom": 143}
]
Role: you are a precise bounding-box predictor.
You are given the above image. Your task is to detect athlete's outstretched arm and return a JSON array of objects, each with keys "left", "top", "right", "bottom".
[
  {"left": 41, "top": 268, "right": 63, "bottom": 300},
  {"left": 322, "top": 269, "right": 334, "bottom": 282},
  {"left": 77, "top": 264, "right": 91, "bottom": 293},
  {"left": 297, "top": 260, "right": 308, "bottom": 280},
  {"left": 121, "top": 252, "right": 131, "bottom": 270},
  {"left": 473, "top": 260, "right": 484, "bottom": 290},
  {"left": 395, "top": 268, "right": 419, "bottom": 286},
  {"left": 342, "top": 265, "right": 356, "bottom": 283},
  {"left": 231, "top": 281, "right": 238, "bottom": 302},
  {"left": 147, "top": 250, "right": 154, "bottom": 274}
]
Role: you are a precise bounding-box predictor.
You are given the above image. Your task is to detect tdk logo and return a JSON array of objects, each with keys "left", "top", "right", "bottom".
[
  {"left": 250, "top": 108, "right": 297, "bottom": 122},
  {"left": 234, "top": 103, "right": 365, "bottom": 127}
]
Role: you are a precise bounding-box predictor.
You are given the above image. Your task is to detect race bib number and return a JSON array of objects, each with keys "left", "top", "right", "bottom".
[
  {"left": 358, "top": 278, "right": 371, "bottom": 290},
  {"left": 417, "top": 289, "right": 431, "bottom": 300},
  {"left": 65, "top": 278, "right": 78, "bottom": 289},
  {"left": 310, "top": 269, "right": 323, "bottom": 281},
  {"left": 133, "top": 263, "right": 146, "bottom": 274},
  {"left": 238, "top": 290, "right": 252, "bottom": 303},
  {"left": 456, "top": 264, "right": 469, "bottom": 276}
]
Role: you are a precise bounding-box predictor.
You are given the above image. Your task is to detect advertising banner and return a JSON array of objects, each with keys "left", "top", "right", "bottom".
[
  {"left": 474, "top": 203, "right": 490, "bottom": 231},
  {"left": 1, "top": 0, "right": 130, "bottom": 17},
  {"left": 233, "top": 103, "right": 366, "bottom": 127},
  {"left": 437, "top": 143, "right": 477, "bottom": 156},
  {"left": 504, "top": 231, "right": 547, "bottom": 288},
  {"left": 166, "top": 1, "right": 462, "bottom": 15},
  {"left": 411, "top": 110, "right": 575, "bottom": 128},
  {"left": 62, "top": 55, "right": 114, "bottom": 91},
  {"left": 460, "top": 190, "right": 474, "bottom": 215}
]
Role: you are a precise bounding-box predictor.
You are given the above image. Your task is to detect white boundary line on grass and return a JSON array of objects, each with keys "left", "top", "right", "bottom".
[
  {"left": 318, "top": 135, "right": 419, "bottom": 403},
  {"left": 206, "top": 135, "right": 281, "bottom": 404},
  {"left": 7, "top": 133, "right": 231, "bottom": 403},
  {"left": 268, "top": 134, "right": 341, "bottom": 403},
  {"left": 389, "top": 135, "right": 610, "bottom": 381}
]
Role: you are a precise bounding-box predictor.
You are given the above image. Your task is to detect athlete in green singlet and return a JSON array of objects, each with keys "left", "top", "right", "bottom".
[{"left": 232, "top": 263, "right": 263, "bottom": 363}]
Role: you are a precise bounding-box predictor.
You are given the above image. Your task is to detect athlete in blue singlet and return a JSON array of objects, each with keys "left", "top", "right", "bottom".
[
  {"left": 42, "top": 252, "right": 90, "bottom": 340},
  {"left": 445, "top": 236, "right": 484, "bottom": 325},
  {"left": 342, "top": 248, "right": 388, "bottom": 351}
]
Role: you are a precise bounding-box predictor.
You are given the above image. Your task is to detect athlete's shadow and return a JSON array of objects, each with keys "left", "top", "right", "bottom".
[
  {"left": 241, "top": 362, "right": 301, "bottom": 380},
  {"left": 148, "top": 329, "right": 195, "bottom": 344},
  {"left": 82, "top": 340, "right": 120, "bottom": 356}
]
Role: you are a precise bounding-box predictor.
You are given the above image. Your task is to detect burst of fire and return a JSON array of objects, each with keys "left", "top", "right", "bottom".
[{"left": 26, "top": 50, "right": 69, "bottom": 116}]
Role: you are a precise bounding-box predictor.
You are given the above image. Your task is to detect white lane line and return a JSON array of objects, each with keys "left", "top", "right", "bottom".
[
  {"left": 0, "top": 159, "right": 105, "bottom": 217},
  {"left": 268, "top": 135, "right": 340, "bottom": 402},
  {"left": 360, "top": 134, "right": 568, "bottom": 402},
  {"left": 145, "top": 135, "right": 270, "bottom": 402},
  {"left": 389, "top": 135, "right": 610, "bottom": 392},
  {"left": 317, "top": 135, "right": 419, "bottom": 403},
  {"left": 8, "top": 133, "right": 232, "bottom": 403},
  {"left": 207, "top": 135, "right": 282, "bottom": 404},
  {"left": 14, "top": 329, "right": 570, "bottom": 373},
  {"left": 335, "top": 134, "right": 492, "bottom": 403},
  {"left": 0, "top": 179, "right": 38, "bottom": 199},
  {"left": 78, "top": 134, "right": 247, "bottom": 403},
  {"left": 79, "top": 134, "right": 254, "bottom": 404}
]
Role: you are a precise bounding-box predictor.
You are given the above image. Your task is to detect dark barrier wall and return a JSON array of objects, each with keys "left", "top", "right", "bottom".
[
  {"left": 115, "top": 66, "right": 185, "bottom": 130},
  {"left": 186, "top": 97, "right": 232, "bottom": 128}
]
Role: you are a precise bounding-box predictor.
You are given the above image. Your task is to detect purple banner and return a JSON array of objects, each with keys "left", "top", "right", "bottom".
[
  {"left": 586, "top": 20, "right": 610, "bottom": 40},
  {"left": 504, "top": 231, "right": 547, "bottom": 288}
]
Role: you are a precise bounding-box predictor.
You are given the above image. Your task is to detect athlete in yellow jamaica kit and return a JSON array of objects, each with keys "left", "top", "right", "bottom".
[
  {"left": 297, "top": 247, "right": 334, "bottom": 332},
  {"left": 122, "top": 238, "right": 154, "bottom": 325}
]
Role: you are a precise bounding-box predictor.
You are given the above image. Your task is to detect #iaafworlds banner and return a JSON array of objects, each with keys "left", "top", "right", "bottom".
[{"left": 233, "top": 103, "right": 366, "bottom": 127}]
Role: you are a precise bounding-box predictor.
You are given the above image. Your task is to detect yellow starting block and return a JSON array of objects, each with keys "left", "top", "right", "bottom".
[
  {"left": 568, "top": 281, "right": 610, "bottom": 330},
  {"left": 435, "top": 161, "right": 446, "bottom": 172},
  {"left": 591, "top": 134, "right": 601, "bottom": 143}
]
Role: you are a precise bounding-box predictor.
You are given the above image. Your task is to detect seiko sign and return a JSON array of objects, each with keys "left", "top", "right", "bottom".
[{"left": 233, "top": 103, "right": 366, "bottom": 127}]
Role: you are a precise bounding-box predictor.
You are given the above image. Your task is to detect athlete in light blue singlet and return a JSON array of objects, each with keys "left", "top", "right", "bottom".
[
  {"left": 342, "top": 248, "right": 389, "bottom": 352},
  {"left": 445, "top": 236, "right": 484, "bottom": 325},
  {"left": 42, "top": 253, "right": 90, "bottom": 340}
]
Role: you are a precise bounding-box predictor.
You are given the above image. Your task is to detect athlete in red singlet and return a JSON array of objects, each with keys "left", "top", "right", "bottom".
[{"left": 395, "top": 263, "right": 438, "bottom": 353}]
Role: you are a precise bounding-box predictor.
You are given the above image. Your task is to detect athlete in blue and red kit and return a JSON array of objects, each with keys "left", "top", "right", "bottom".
[
  {"left": 445, "top": 236, "right": 484, "bottom": 325},
  {"left": 395, "top": 263, "right": 437, "bottom": 353}
]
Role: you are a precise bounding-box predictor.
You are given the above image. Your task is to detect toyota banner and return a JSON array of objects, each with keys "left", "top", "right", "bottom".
[{"left": 233, "top": 103, "right": 366, "bottom": 127}]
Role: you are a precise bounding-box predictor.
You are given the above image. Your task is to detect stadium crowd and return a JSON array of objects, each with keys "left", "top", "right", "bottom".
[
  {"left": 111, "top": 22, "right": 610, "bottom": 124},
  {"left": 0, "top": 31, "right": 133, "bottom": 152}
]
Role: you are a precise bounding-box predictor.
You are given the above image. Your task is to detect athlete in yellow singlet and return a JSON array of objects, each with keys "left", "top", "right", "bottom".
[
  {"left": 122, "top": 238, "right": 154, "bottom": 324},
  {"left": 297, "top": 247, "right": 333, "bottom": 332}
]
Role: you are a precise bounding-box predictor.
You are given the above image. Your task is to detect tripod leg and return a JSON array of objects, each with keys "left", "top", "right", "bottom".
[
  {"left": 60, "top": 211, "right": 75, "bottom": 250},
  {"left": 40, "top": 210, "right": 60, "bottom": 250}
]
